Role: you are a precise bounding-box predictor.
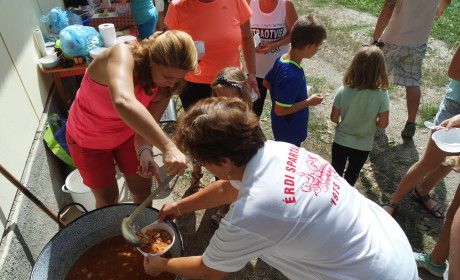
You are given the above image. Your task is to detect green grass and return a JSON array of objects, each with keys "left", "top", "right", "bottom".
[
  {"left": 422, "top": 62, "right": 451, "bottom": 87},
  {"left": 307, "top": 76, "right": 334, "bottom": 93},
  {"left": 418, "top": 104, "right": 439, "bottom": 123},
  {"left": 307, "top": 0, "right": 460, "bottom": 50},
  {"left": 335, "top": 0, "right": 383, "bottom": 14},
  {"left": 431, "top": 0, "right": 460, "bottom": 49},
  {"left": 328, "top": 23, "right": 373, "bottom": 32},
  {"left": 305, "top": 111, "right": 332, "bottom": 158}
]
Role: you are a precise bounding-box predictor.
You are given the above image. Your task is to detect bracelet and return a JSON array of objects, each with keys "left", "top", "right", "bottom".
[
  {"left": 370, "top": 39, "right": 385, "bottom": 48},
  {"left": 175, "top": 201, "right": 182, "bottom": 216},
  {"left": 137, "top": 145, "right": 153, "bottom": 160}
]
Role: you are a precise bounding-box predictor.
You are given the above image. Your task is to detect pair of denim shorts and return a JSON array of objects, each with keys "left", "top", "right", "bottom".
[{"left": 434, "top": 97, "right": 460, "bottom": 125}]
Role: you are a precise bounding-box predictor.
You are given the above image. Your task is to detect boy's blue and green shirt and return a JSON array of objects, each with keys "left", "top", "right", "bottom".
[{"left": 265, "top": 55, "right": 309, "bottom": 145}]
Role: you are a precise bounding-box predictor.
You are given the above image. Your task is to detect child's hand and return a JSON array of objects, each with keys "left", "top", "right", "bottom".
[
  {"left": 308, "top": 94, "right": 323, "bottom": 106},
  {"left": 439, "top": 114, "right": 460, "bottom": 130},
  {"left": 256, "top": 43, "right": 275, "bottom": 54}
]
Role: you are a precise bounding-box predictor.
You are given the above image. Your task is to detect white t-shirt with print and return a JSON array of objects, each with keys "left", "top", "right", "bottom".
[
  {"left": 250, "top": 0, "right": 290, "bottom": 78},
  {"left": 202, "top": 141, "right": 417, "bottom": 280}
]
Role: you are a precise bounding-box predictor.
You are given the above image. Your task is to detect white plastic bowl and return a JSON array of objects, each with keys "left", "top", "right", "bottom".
[
  {"left": 39, "top": 53, "right": 59, "bottom": 68},
  {"left": 89, "top": 47, "right": 108, "bottom": 59},
  {"left": 116, "top": 35, "right": 137, "bottom": 44},
  {"left": 432, "top": 128, "right": 460, "bottom": 153},
  {"left": 136, "top": 222, "right": 175, "bottom": 257}
]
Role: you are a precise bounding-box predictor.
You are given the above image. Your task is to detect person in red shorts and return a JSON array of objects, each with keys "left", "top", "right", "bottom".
[{"left": 66, "top": 30, "right": 197, "bottom": 208}]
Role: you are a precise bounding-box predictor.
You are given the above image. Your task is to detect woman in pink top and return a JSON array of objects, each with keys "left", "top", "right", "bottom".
[
  {"left": 66, "top": 30, "right": 197, "bottom": 208},
  {"left": 164, "top": 0, "right": 258, "bottom": 192}
]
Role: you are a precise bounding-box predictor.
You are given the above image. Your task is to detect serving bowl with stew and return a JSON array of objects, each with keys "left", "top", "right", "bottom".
[{"left": 137, "top": 221, "right": 176, "bottom": 257}]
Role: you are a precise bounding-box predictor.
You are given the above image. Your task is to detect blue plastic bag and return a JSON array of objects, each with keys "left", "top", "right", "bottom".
[
  {"left": 41, "top": 7, "right": 83, "bottom": 34},
  {"left": 60, "top": 25, "right": 103, "bottom": 56}
]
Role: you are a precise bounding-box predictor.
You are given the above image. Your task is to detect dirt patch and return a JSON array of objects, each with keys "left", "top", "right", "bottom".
[{"left": 160, "top": 2, "right": 459, "bottom": 279}]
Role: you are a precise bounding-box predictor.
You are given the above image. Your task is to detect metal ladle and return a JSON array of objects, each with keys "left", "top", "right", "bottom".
[{"left": 121, "top": 175, "right": 175, "bottom": 247}]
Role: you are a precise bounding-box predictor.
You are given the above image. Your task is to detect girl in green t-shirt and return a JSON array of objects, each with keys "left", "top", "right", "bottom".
[{"left": 330, "top": 46, "right": 390, "bottom": 186}]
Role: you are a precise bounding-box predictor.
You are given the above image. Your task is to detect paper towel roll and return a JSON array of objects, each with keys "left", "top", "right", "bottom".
[
  {"left": 154, "top": 0, "right": 165, "bottom": 12},
  {"left": 33, "top": 29, "right": 47, "bottom": 57},
  {"left": 99, "top": 23, "right": 116, "bottom": 47},
  {"left": 102, "top": 0, "right": 111, "bottom": 8}
]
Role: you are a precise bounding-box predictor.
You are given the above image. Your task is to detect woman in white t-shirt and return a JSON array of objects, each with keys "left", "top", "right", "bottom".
[
  {"left": 249, "top": 0, "right": 298, "bottom": 116},
  {"left": 143, "top": 97, "right": 418, "bottom": 280}
]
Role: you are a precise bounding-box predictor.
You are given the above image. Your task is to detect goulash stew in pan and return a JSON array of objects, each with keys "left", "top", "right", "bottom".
[{"left": 65, "top": 235, "right": 174, "bottom": 280}]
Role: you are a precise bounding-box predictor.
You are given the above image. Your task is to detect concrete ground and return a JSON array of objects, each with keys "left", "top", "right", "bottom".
[{"left": 0, "top": 95, "right": 71, "bottom": 280}]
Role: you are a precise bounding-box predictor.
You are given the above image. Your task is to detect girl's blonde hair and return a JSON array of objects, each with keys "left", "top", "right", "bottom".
[
  {"left": 343, "top": 46, "right": 388, "bottom": 90},
  {"left": 131, "top": 30, "right": 198, "bottom": 95},
  {"left": 211, "top": 67, "right": 253, "bottom": 109}
]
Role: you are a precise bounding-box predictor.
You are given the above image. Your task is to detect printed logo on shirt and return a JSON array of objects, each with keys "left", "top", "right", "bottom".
[
  {"left": 282, "top": 145, "right": 343, "bottom": 206},
  {"left": 251, "top": 28, "right": 285, "bottom": 40},
  {"left": 298, "top": 153, "right": 338, "bottom": 195},
  {"left": 282, "top": 145, "right": 301, "bottom": 205},
  {"left": 251, "top": 27, "right": 286, "bottom": 54}
]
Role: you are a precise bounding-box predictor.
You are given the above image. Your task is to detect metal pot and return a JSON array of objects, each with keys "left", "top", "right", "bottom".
[{"left": 31, "top": 204, "right": 183, "bottom": 279}]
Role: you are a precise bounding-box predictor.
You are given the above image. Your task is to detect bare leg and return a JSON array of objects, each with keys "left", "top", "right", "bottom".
[
  {"left": 406, "top": 86, "right": 421, "bottom": 123},
  {"left": 449, "top": 196, "right": 460, "bottom": 279},
  {"left": 125, "top": 174, "right": 152, "bottom": 204},
  {"left": 384, "top": 134, "right": 448, "bottom": 214},
  {"left": 430, "top": 184, "right": 460, "bottom": 265},
  {"left": 190, "top": 164, "right": 204, "bottom": 192},
  {"left": 414, "top": 164, "right": 452, "bottom": 211},
  {"left": 91, "top": 180, "right": 119, "bottom": 208}
]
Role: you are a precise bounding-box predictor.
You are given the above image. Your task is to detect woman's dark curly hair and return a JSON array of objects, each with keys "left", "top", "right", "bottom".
[{"left": 174, "top": 97, "right": 266, "bottom": 167}]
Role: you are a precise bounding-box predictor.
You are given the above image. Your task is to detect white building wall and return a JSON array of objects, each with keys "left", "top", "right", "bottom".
[{"left": 0, "top": 0, "right": 64, "bottom": 233}]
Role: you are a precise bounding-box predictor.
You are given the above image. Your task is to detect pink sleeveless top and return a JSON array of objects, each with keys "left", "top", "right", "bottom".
[{"left": 67, "top": 71, "right": 157, "bottom": 149}]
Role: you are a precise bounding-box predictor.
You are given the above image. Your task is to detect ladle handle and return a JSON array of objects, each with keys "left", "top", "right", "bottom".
[
  {"left": 0, "top": 163, "right": 66, "bottom": 227},
  {"left": 125, "top": 175, "right": 175, "bottom": 224}
]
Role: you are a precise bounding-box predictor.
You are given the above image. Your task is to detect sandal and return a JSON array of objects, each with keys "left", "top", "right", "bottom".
[
  {"left": 190, "top": 171, "right": 205, "bottom": 193},
  {"left": 411, "top": 187, "right": 446, "bottom": 219},
  {"left": 383, "top": 200, "right": 399, "bottom": 216}
]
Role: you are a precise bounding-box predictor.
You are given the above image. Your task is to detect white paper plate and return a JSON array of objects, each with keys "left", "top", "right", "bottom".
[{"left": 432, "top": 128, "right": 460, "bottom": 153}]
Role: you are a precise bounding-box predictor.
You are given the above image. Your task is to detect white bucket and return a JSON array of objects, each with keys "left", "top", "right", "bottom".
[{"left": 62, "top": 169, "right": 96, "bottom": 212}]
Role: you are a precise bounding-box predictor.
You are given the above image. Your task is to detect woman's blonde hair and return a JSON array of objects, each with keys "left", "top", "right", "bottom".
[
  {"left": 131, "top": 30, "right": 198, "bottom": 95},
  {"left": 211, "top": 67, "right": 253, "bottom": 109},
  {"left": 343, "top": 46, "right": 388, "bottom": 90}
]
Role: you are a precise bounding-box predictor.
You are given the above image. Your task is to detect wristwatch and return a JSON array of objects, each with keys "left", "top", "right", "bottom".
[{"left": 370, "top": 38, "right": 379, "bottom": 44}]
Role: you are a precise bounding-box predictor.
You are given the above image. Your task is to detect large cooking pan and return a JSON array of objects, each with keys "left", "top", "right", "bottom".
[{"left": 31, "top": 204, "right": 183, "bottom": 279}]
